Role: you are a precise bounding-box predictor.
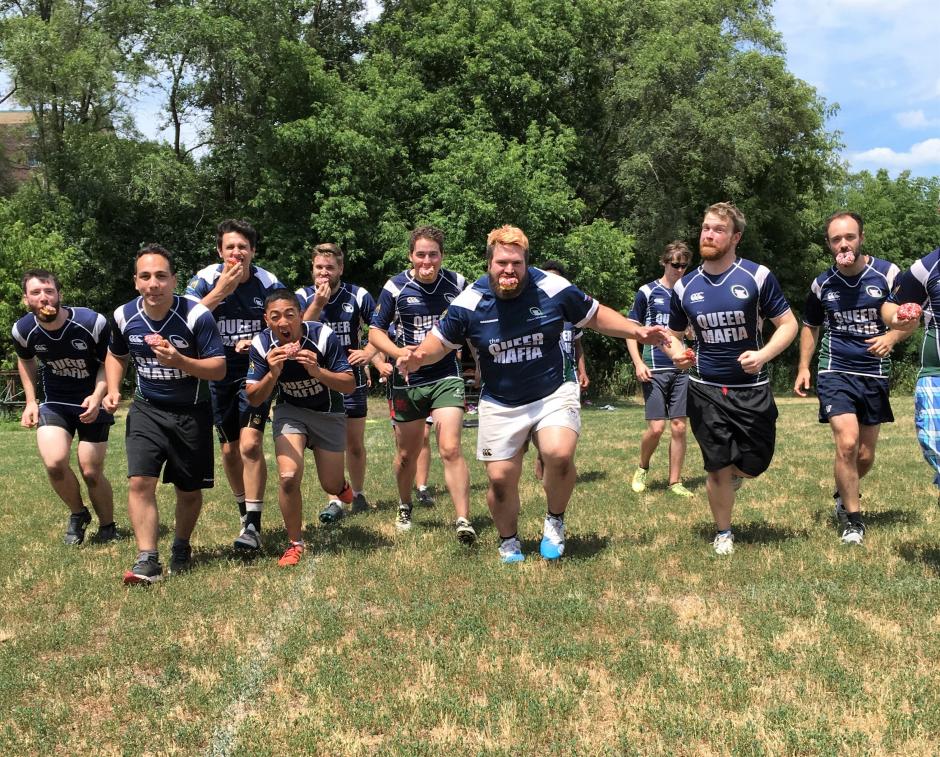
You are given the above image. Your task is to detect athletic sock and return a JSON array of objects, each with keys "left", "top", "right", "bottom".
[
  {"left": 245, "top": 500, "right": 262, "bottom": 531},
  {"left": 234, "top": 492, "right": 246, "bottom": 519},
  {"left": 717, "top": 529, "right": 732, "bottom": 537},
  {"left": 500, "top": 533, "right": 518, "bottom": 544},
  {"left": 847, "top": 511, "right": 864, "bottom": 527},
  {"left": 139, "top": 549, "right": 159, "bottom": 563},
  {"left": 417, "top": 485, "right": 429, "bottom": 492},
  {"left": 172, "top": 536, "right": 190, "bottom": 550},
  {"left": 547, "top": 510, "right": 565, "bottom": 521}
]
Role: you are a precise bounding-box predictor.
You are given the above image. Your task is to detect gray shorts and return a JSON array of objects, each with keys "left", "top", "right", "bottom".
[
  {"left": 272, "top": 402, "right": 346, "bottom": 452},
  {"left": 641, "top": 370, "right": 688, "bottom": 420}
]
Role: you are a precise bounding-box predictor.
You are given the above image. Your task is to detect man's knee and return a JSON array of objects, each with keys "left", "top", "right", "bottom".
[
  {"left": 79, "top": 464, "right": 105, "bottom": 487},
  {"left": 278, "top": 468, "right": 301, "bottom": 495}
]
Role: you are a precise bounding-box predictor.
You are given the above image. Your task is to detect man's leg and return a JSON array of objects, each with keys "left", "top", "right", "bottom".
[
  {"left": 705, "top": 466, "right": 737, "bottom": 532},
  {"left": 220, "top": 439, "right": 244, "bottom": 501},
  {"left": 173, "top": 488, "right": 203, "bottom": 542},
  {"left": 431, "top": 406, "right": 470, "bottom": 520},
  {"left": 639, "top": 419, "right": 666, "bottom": 470},
  {"left": 830, "top": 414, "right": 863, "bottom": 513},
  {"left": 857, "top": 423, "right": 880, "bottom": 484},
  {"left": 312, "top": 447, "right": 347, "bottom": 495},
  {"left": 415, "top": 422, "right": 434, "bottom": 505},
  {"left": 76, "top": 440, "right": 114, "bottom": 526},
  {"left": 36, "top": 426, "right": 85, "bottom": 513},
  {"left": 534, "top": 425, "right": 579, "bottom": 517},
  {"left": 345, "top": 417, "right": 367, "bottom": 493},
  {"left": 237, "top": 426, "right": 266, "bottom": 543},
  {"left": 395, "top": 419, "right": 427, "bottom": 505},
  {"left": 668, "top": 417, "right": 689, "bottom": 487},
  {"left": 484, "top": 453, "right": 525, "bottom": 538},
  {"left": 127, "top": 475, "right": 161, "bottom": 552},
  {"left": 274, "top": 433, "right": 307, "bottom": 545}
]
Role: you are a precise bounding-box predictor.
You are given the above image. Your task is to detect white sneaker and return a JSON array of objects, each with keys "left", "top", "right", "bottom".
[
  {"left": 540, "top": 514, "right": 565, "bottom": 560},
  {"left": 395, "top": 504, "right": 413, "bottom": 531},
  {"left": 713, "top": 532, "right": 734, "bottom": 555},
  {"left": 840, "top": 523, "right": 865, "bottom": 545},
  {"left": 233, "top": 523, "right": 261, "bottom": 551},
  {"left": 498, "top": 537, "right": 525, "bottom": 563}
]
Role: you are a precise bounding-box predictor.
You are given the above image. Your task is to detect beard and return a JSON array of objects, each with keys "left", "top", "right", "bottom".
[
  {"left": 37, "top": 304, "right": 59, "bottom": 323},
  {"left": 699, "top": 243, "right": 730, "bottom": 262},
  {"left": 489, "top": 269, "right": 528, "bottom": 299}
]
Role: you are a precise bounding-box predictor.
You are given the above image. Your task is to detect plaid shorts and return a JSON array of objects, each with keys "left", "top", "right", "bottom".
[{"left": 914, "top": 376, "right": 940, "bottom": 487}]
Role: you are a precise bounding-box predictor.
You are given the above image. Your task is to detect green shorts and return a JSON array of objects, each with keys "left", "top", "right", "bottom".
[{"left": 390, "top": 377, "right": 465, "bottom": 423}]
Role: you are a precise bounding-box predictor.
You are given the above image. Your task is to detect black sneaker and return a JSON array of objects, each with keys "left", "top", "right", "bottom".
[
  {"left": 93, "top": 522, "right": 119, "bottom": 543},
  {"left": 168, "top": 542, "right": 193, "bottom": 575},
  {"left": 123, "top": 555, "right": 163, "bottom": 585},
  {"left": 416, "top": 488, "right": 434, "bottom": 507},
  {"left": 64, "top": 508, "right": 92, "bottom": 545},
  {"left": 840, "top": 523, "right": 865, "bottom": 546},
  {"left": 319, "top": 501, "right": 344, "bottom": 524},
  {"left": 349, "top": 493, "right": 369, "bottom": 514}
]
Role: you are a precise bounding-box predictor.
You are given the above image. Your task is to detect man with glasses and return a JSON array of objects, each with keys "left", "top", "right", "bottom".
[{"left": 626, "top": 242, "right": 695, "bottom": 498}]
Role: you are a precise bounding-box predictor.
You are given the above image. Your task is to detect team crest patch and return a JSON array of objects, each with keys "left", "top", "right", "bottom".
[
  {"left": 343, "top": 303, "right": 355, "bottom": 313},
  {"left": 866, "top": 286, "right": 883, "bottom": 298},
  {"left": 529, "top": 307, "right": 543, "bottom": 317},
  {"left": 731, "top": 285, "right": 749, "bottom": 300},
  {"left": 253, "top": 297, "right": 264, "bottom": 307},
  {"left": 170, "top": 336, "right": 190, "bottom": 349},
  {"left": 691, "top": 292, "right": 705, "bottom": 303},
  {"left": 71, "top": 339, "right": 87, "bottom": 350}
]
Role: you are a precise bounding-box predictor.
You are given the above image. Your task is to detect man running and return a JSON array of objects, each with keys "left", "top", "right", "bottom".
[
  {"left": 398, "top": 225, "right": 669, "bottom": 563},
  {"left": 245, "top": 289, "right": 354, "bottom": 566},
  {"left": 794, "top": 211, "right": 901, "bottom": 545},
  {"left": 665, "top": 203, "right": 797, "bottom": 555},
  {"left": 626, "top": 242, "right": 694, "bottom": 498},
  {"left": 369, "top": 226, "right": 475, "bottom": 543},
  {"left": 13, "top": 269, "right": 117, "bottom": 544},
  {"left": 186, "top": 219, "right": 284, "bottom": 552},
  {"left": 104, "top": 245, "right": 226, "bottom": 584},
  {"left": 297, "top": 243, "right": 384, "bottom": 520}
]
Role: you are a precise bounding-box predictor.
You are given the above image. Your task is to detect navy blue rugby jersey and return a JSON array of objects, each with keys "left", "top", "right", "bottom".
[
  {"left": 803, "top": 256, "right": 899, "bottom": 379},
  {"left": 185, "top": 264, "right": 283, "bottom": 380},
  {"left": 370, "top": 269, "right": 465, "bottom": 388},
  {"left": 669, "top": 258, "right": 791, "bottom": 387},
  {"left": 296, "top": 282, "right": 376, "bottom": 390},
  {"left": 627, "top": 280, "right": 679, "bottom": 371},
  {"left": 890, "top": 248, "right": 940, "bottom": 378},
  {"left": 110, "top": 296, "right": 225, "bottom": 406},
  {"left": 433, "top": 268, "right": 598, "bottom": 406},
  {"left": 11, "top": 307, "right": 110, "bottom": 408},
  {"left": 246, "top": 321, "right": 351, "bottom": 412}
]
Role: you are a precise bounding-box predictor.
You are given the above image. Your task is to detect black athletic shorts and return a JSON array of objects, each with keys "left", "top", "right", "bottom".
[
  {"left": 39, "top": 404, "right": 113, "bottom": 443},
  {"left": 210, "top": 379, "right": 270, "bottom": 443},
  {"left": 125, "top": 399, "right": 215, "bottom": 491},
  {"left": 817, "top": 372, "right": 893, "bottom": 426},
  {"left": 687, "top": 381, "right": 778, "bottom": 477}
]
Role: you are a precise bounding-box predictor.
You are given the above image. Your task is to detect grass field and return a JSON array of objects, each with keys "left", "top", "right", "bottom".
[{"left": 2, "top": 394, "right": 940, "bottom": 755}]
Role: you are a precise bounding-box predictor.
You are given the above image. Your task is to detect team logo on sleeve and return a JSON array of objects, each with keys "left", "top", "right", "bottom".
[
  {"left": 529, "top": 307, "right": 543, "bottom": 317},
  {"left": 731, "top": 285, "right": 749, "bottom": 300}
]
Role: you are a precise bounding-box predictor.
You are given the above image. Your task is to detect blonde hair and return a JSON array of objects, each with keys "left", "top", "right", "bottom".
[
  {"left": 312, "top": 242, "right": 344, "bottom": 265},
  {"left": 705, "top": 202, "right": 746, "bottom": 235},
  {"left": 486, "top": 225, "right": 530, "bottom": 262}
]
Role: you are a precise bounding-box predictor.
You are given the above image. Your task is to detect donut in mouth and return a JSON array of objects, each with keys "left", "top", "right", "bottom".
[
  {"left": 38, "top": 305, "right": 57, "bottom": 321},
  {"left": 497, "top": 275, "right": 519, "bottom": 293},
  {"left": 835, "top": 251, "right": 856, "bottom": 267}
]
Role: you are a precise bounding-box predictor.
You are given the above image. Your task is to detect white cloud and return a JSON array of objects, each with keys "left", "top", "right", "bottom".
[
  {"left": 852, "top": 138, "right": 940, "bottom": 170},
  {"left": 896, "top": 110, "right": 940, "bottom": 129}
]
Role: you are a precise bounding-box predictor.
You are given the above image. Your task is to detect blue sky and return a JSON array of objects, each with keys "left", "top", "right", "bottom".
[{"left": 772, "top": 0, "right": 940, "bottom": 176}]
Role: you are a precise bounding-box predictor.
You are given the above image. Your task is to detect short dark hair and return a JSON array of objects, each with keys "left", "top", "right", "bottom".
[
  {"left": 217, "top": 219, "right": 258, "bottom": 250},
  {"left": 660, "top": 241, "right": 691, "bottom": 265},
  {"left": 21, "top": 268, "right": 60, "bottom": 293},
  {"left": 409, "top": 225, "right": 445, "bottom": 254},
  {"left": 264, "top": 288, "right": 301, "bottom": 311},
  {"left": 541, "top": 259, "right": 567, "bottom": 277},
  {"left": 312, "top": 242, "right": 344, "bottom": 265},
  {"left": 136, "top": 243, "right": 175, "bottom": 274},
  {"left": 824, "top": 211, "right": 864, "bottom": 239}
]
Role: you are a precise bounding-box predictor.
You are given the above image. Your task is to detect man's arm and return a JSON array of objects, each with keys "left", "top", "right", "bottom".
[
  {"left": 103, "top": 351, "right": 129, "bottom": 413},
  {"left": 395, "top": 333, "right": 453, "bottom": 378},
  {"left": 16, "top": 357, "right": 40, "bottom": 428},
  {"left": 78, "top": 364, "right": 109, "bottom": 423},
  {"left": 194, "top": 265, "right": 244, "bottom": 312},
  {"left": 369, "top": 327, "right": 409, "bottom": 360},
  {"left": 738, "top": 310, "right": 798, "bottom": 375},
  {"left": 793, "top": 324, "right": 819, "bottom": 396},
  {"left": 625, "top": 336, "right": 651, "bottom": 383},
  {"left": 586, "top": 303, "right": 669, "bottom": 344},
  {"left": 151, "top": 342, "right": 226, "bottom": 381}
]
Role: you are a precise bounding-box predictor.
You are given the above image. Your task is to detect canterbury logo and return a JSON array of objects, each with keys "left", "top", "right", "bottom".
[{"left": 481, "top": 448, "right": 493, "bottom": 457}]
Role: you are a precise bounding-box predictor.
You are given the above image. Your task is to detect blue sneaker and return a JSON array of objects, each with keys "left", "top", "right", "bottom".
[
  {"left": 498, "top": 537, "right": 525, "bottom": 563},
  {"left": 540, "top": 514, "right": 565, "bottom": 560}
]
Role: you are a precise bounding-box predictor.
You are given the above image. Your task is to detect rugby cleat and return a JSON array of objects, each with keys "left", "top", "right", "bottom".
[
  {"left": 395, "top": 504, "right": 413, "bottom": 531},
  {"left": 233, "top": 523, "right": 261, "bottom": 551},
  {"left": 631, "top": 467, "right": 647, "bottom": 493},
  {"left": 540, "top": 514, "right": 565, "bottom": 560},
  {"left": 168, "top": 541, "right": 193, "bottom": 576},
  {"left": 498, "top": 537, "right": 525, "bottom": 564},
  {"left": 93, "top": 522, "right": 119, "bottom": 543},
  {"left": 319, "top": 501, "right": 345, "bottom": 524},
  {"left": 840, "top": 523, "right": 865, "bottom": 545},
  {"left": 123, "top": 554, "right": 163, "bottom": 585},
  {"left": 349, "top": 493, "right": 369, "bottom": 514},
  {"left": 455, "top": 517, "right": 477, "bottom": 545},
  {"left": 278, "top": 541, "right": 305, "bottom": 567},
  {"left": 416, "top": 487, "right": 435, "bottom": 507},
  {"left": 64, "top": 508, "right": 92, "bottom": 545},
  {"left": 668, "top": 482, "right": 694, "bottom": 498},
  {"left": 713, "top": 532, "right": 735, "bottom": 555}
]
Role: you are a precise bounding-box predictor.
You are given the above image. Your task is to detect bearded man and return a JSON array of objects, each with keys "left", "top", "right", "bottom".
[{"left": 397, "top": 225, "right": 669, "bottom": 563}]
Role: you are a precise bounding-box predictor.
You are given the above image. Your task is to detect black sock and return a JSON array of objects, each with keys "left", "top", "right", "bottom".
[
  {"left": 172, "top": 536, "right": 190, "bottom": 551},
  {"left": 847, "top": 511, "right": 864, "bottom": 527},
  {"left": 235, "top": 493, "right": 246, "bottom": 519},
  {"left": 547, "top": 510, "right": 564, "bottom": 520},
  {"left": 245, "top": 510, "right": 262, "bottom": 530},
  {"left": 500, "top": 533, "right": 518, "bottom": 543}
]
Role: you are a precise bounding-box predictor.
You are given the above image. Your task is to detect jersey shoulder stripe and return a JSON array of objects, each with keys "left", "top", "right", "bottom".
[{"left": 253, "top": 267, "right": 280, "bottom": 288}]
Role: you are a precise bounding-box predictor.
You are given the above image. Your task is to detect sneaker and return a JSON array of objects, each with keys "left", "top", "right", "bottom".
[
  {"left": 168, "top": 542, "right": 193, "bottom": 575},
  {"left": 123, "top": 555, "right": 163, "bottom": 585},
  {"left": 233, "top": 523, "right": 261, "bottom": 552},
  {"left": 416, "top": 488, "right": 435, "bottom": 508},
  {"left": 540, "top": 514, "right": 565, "bottom": 560},
  {"left": 93, "top": 522, "right": 119, "bottom": 543},
  {"left": 319, "top": 501, "right": 345, "bottom": 524},
  {"left": 349, "top": 493, "right": 369, "bottom": 514},
  {"left": 713, "top": 532, "right": 735, "bottom": 555},
  {"left": 64, "top": 508, "right": 92, "bottom": 545},
  {"left": 455, "top": 517, "right": 477, "bottom": 545},
  {"left": 278, "top": 541, "right": 305, "bottom": 567},
  {"left": 668, "top": 482, "right": 694, "bottom": 498},
  {"left": 498, "top": 537, "right": 525, "bottom": 563},
  {"left": 841, "top": 523, "right": 865, "bottom": 545},
  {"left": 395, "top": 504, "right": 413, "bottom": 531},
  {"left": 631, "top": 467, "right": 647, "bottom": 493}
]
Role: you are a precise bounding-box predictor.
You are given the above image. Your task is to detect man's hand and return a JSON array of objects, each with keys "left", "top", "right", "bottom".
[
  {"left": 738, "top": 349, "right": 767, "bottom": 375},
  {"left": 377, "top": 361, "right": 394, "bottom": 382},
  {"left": 102, "top": 391, "right": 122, "bottom": 414},
  {"left": 214, "top": 262, "right": 244, "bottom": 298},
  {"left": 865, "top": 331, "right": 899, "bottom": 358},
  {"left": 78, "top": 394, "right": 101, "bottom": 423},
  {"left": 635, "top": 325, "right": 670, "bottom": 346},
  {"left": 234, "top": 338, "right": 253, "bottom": 354},
  {"left": 578, "top": 370, "right": 590, "bottom": 390},
  {"left": 265, "top": 345, "right": 291, "bottom": 379},
  {"left": 152, "top": 340, "right": 183, "bottom": 369},
  {"left": 634, "top": 363, "right": 652, "bottom": 383},
  {"left": 312, "top": 281, "right": 331, "bottom": 310},
  {"left": 296, "top": 349, "right": 322, "bottom": 379},
  {"left": 347, "top": 348, "right": 370, "bottom": 366},
  {"left": 21, "top": 400, "right": 39, "bottom": 429},
  {"left": 793, "top": 367, "right": 812, "bottom": 397},
  {"left": 396, "top": 345, "right": 421, "bottom": 382}
]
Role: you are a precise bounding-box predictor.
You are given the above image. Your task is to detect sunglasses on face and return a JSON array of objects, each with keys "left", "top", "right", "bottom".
[{"left": 668, "top": 261, "right": 688, "bottom": 269}]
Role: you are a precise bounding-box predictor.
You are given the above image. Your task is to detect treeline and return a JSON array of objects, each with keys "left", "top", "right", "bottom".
[{"left": 1, "top": 0, "right": 939, "bottom": 389}]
